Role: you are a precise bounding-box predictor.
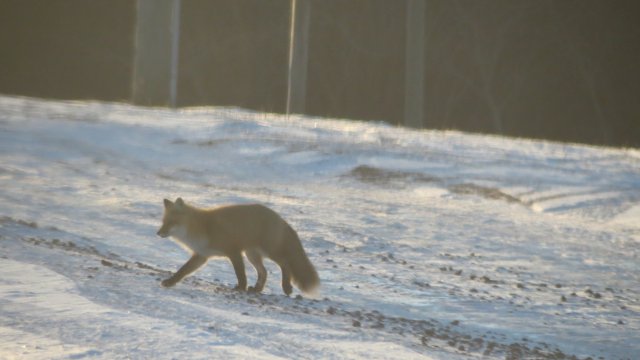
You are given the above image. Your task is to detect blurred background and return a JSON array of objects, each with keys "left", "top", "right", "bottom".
[{"left": 0, "top": 0, "right": 638, "bottom": 147}]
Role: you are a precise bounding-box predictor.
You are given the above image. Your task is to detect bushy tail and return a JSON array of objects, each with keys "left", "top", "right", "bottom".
[{"left": 285, "top": 226, "right": 320, "bottom": 293}]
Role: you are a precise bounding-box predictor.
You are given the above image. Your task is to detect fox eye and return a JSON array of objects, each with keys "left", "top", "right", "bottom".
[{"left": 165, "top": 218, "right": 179, "bottom": 227}]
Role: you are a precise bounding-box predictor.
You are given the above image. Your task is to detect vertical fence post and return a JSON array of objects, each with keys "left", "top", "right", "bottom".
[
  {"left": 286, "top": 0, "right": 311, "bottom": 116},
  {"left": 168, "top": 0, "right": 181, "bottom": 108},
  {"left": 132, "top": 0, "right": 181, "bottom": 107},
  {"left": 404, "top": 0, "right": 426, "bottom": 128}
]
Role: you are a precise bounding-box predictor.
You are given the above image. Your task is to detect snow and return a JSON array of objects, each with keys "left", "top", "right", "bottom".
[{"left": 1, "top": 95, "right": 638, "bottom": 359}]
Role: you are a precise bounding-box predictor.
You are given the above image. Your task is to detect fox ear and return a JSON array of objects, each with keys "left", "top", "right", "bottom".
[
  {"left": 163, "top": 198, "right": 173, "bottom": 208},
  {"left": 175, "top": 197, "right": 185, "bottom": 207}
]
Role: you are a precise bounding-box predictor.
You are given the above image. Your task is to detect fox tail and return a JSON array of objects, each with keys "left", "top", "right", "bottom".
[{"left": 284, "top": 226, "right": 320, "bottom": 294}]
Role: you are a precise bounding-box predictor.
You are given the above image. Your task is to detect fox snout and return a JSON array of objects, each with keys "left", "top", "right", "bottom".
[{"left": 157, "top": 226, "right": 170, "bottom": 238}]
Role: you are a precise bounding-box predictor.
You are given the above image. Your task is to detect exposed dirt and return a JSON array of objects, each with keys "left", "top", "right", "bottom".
[{"left": 345, "top": 165, "right": 525, "bottom": 206}]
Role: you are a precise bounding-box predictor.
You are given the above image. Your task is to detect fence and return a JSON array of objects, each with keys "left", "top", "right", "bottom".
[{"left": 1, "top": 0, "right": 639, "bottom": 147}]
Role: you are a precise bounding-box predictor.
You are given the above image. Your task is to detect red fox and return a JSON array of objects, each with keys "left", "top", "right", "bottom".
[{"left": 156, "top": 198, "right": 319, "bottom": 295}]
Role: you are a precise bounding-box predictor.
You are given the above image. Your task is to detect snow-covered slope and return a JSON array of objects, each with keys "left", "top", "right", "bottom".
[{"left": 1, "top": 96, "right": 638, "bottom": 359}]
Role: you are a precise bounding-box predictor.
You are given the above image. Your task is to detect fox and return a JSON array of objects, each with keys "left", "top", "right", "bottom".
[{"left": 156, "top": 198, "right": 319, "bottom": 295}]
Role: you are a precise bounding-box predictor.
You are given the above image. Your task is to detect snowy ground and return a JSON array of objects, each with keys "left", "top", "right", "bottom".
[{"left": 0, "top": 95, "right": 638, "bottom": 359}]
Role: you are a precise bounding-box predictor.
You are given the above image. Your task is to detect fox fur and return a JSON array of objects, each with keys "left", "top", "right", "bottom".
[{"left": 157, "top": 198, "right": 319, "bottom": 295}]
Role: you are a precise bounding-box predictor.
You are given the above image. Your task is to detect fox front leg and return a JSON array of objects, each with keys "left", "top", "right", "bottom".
[{"left": 162, "top": 254, "right": 207, "bottom": 287}]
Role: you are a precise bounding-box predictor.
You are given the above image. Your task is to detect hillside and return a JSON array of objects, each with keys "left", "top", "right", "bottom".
[{"left": 1, "top": 96, "right": 638, "bottom": 359}]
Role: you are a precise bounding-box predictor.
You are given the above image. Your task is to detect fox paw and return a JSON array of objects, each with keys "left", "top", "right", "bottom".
[
  {"left": 233, "top": 285, "right": 247, "bottom": 292},
  {"left": 282, "top": 284, "right": 293, "bottom": 296},
  {"left": 161, "top": 278, "right": 176, "bottom": 287},
  {"left": 247, "top": 286, "right": 263, "bottom": 294}
]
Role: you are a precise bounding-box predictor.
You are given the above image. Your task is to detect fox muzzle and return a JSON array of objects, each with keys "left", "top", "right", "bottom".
[{"left": 157, "top": 228, "right": 169, "bottom": 238}]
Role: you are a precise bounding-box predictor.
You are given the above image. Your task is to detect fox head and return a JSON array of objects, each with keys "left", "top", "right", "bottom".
[{"left": 157, "top": 197, "right": 186, "bottom": 238}]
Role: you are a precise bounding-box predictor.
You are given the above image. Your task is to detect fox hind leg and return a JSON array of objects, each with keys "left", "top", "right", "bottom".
[
  {"left": 228, "top": 252, "right": 247, "bottom": 291},
  {"left": 246, "top": 249, "right": 267, "bottom": 293},
  {"left": 278, "top": 262, "right": 293, "bottom": 296}
]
